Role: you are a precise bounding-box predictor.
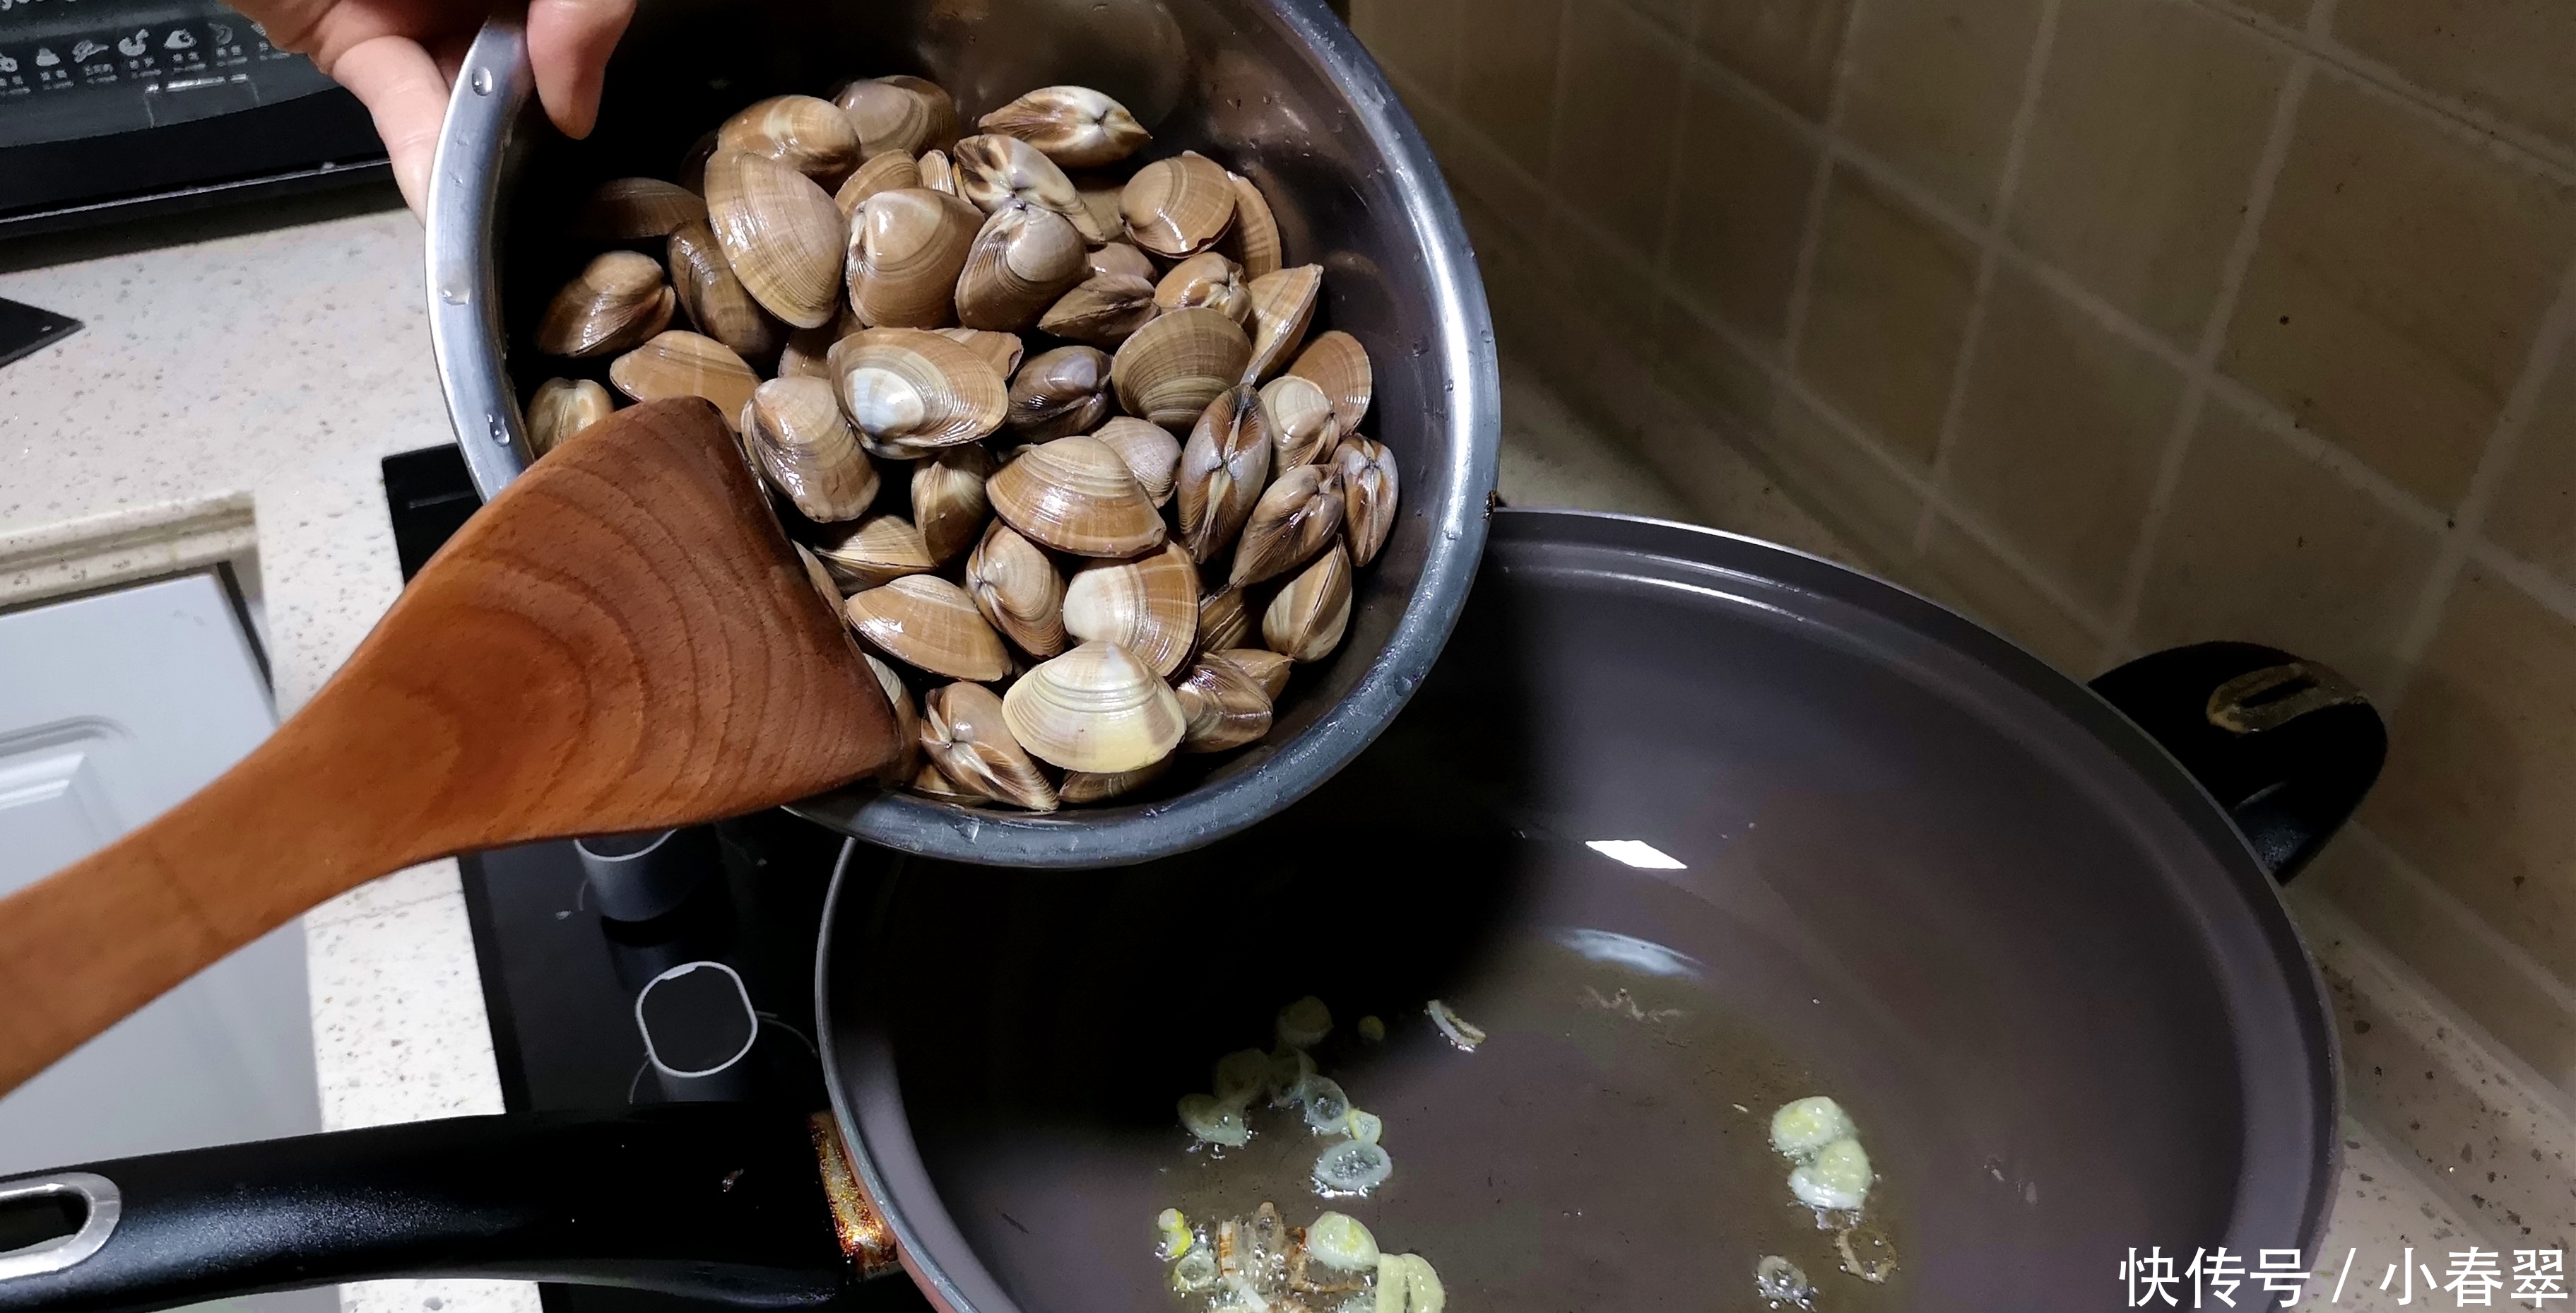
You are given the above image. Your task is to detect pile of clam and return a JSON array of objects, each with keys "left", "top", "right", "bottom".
[{"left": 524, "top": 76, "right": 1396, "bottom": 811}]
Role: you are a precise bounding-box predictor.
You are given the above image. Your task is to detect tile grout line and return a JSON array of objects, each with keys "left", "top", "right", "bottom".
[
  {"left": 2098, "top": 52, "right": 2314, "bottom": 668},
  {"left": 2389, "top": 247, "right": 2576, "bottom": 669},
  {"left": 1778, "top": 0, "right": 1872, "bottom": 375},
  {"left": 1643, "top": 0, "right": 1706, "bottom": 302},
  {"left": 1910, "top": 0, "right": 2062, "bottom": 553},
  {"left": 2339, "top": 822, "right": 2576, "bottom": 1062}
]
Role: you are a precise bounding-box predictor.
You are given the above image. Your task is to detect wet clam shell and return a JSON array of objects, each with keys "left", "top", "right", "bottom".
[
  {"left": 743, "top": 375, "right": 878, "bottom": 522},
  {"left": 1285, "top": 330, "right": 1373, "bottom": 440},
  {"left": 1001, "top": 641, "right": 1186, "bottom": 775},
  {"left": 1241, "top": 264, "right": 1322, "bottom": 384},
  {"left": 1334, "top": 437, "right": 1399, "bottom": 567},
  {"left": 917, "top": 148, "right": 959, "bottom": 196},
  {"left": 846, "top": 575, "right": 1012, "bottom": 682},
  {"left": 1215, "top": 172, "right": 1282, "bottom": 278},
  {"left": 1196, "top": 587, "right": 1251, "bottom": 658},
  {"left": 536, "top": 251, "right": 673, "bottom": 359},
  {"left": 668, "top": 218, "right": 785, "bottom": 360},
  {"left": 863, "top": 652, "right": 922, "bottom": 784},
  {"left": 952, "top": 134, "right": 1111, "bottom": 243},
  {"left": 986, "top": 433, "right": 1168, "bottom": 558},
  {"left": 1005, "top": 346, "right": 1113, "bottom": 442},
  {"left": 910, "top": 759, "right": 987, "bottom": 804},
  {"left": 1229, "top": 461, "right": 1345, "bottom": 589},
  {"left": 844, "top": 187, "right": 981, "bottom": 329},
  {"left": 834, "top": 150, "right": 924, "bottom": 217},
  {"left": 955, "top": 201, "right": 1088, "bottom": 332},
  {"left": 527, "top": 377, "right": 614, "bottom": 456},
  {"left": 717, "top": 94, "right": 863, "bottom": 186},
  {"left": 1059, "top": 756, "right": 1170, "bottom": 804},
  {"left": 704, "top": 149, "right": 846, "bottom": 329},
  {"left": 812, "top": 513, "right": 938, "bottom": 591},
  {"left": 976, "top": 86, "right": 1150, "bottom": 169},
  {"left": 835, "top": 76, "right": 957, "bottom": 157},
  {"left": 1089, "top": 243, "right": 1156, "bottom": 283},
  {"left": 922, "top": 681, "right": 1057, "bottom": 811},
  {"left": 1154, "top": 252, "right": 1252, "bottom": 326},
  {"left": 1111, "top": 308, "right": 1252, "bottom": 430},
  {"left": 1062, "top": 543, "right": 1199, "bottom": 679},
  {"left": 572, "top": 177, "right": 707, "bottom": 241},
  {"left": 1175, "top": 384, "right": 1275, "bottom": 564},
  {"left": 1212, "top": 647, "right": 1292, "bottom": 701},
  {"left": 1092, "top": 416, "right": 1181, "bottom": 507},
  {"left": 827, "top": 328, "right": 1010, "bottom": 454},
  {"left": 1176, "top": 654, "right": 1272, "bottom": 753},
  {"left": 1259, "top": 375, "right": 1337, "bottom": 469},
  {"left": 933, "top": 328, "right": 1027, "bottom": 380},
  {"left": 607, "top": 331, "right": 759, "bottom": 430},
  {"left": 1037, "top": 273, "right": 1159, "bottom": 349},
  {"left": 1120, "top": 151, "right": 1236, "bottom": 259},
  {"left": 778, "top": 305, "right": 862, "bottom": 382},
  {"left": 911, "top": 442, "right": 995, "bottom": 563},
  {"left": 965, "top": 519, "right": 1067, "bottom": 658},
  {"left": 1262, "top": 541, "right": 1352, "bottom": 663}
]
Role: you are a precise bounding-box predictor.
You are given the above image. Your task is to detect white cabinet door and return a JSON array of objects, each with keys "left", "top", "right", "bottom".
[{"left": 0, "top": 572, "right": 323, "bottom": 1184}]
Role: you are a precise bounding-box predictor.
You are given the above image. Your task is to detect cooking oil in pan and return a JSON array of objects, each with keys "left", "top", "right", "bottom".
[{"left": 1151, "top": 935, "right": 1906, "bottom": 1312}]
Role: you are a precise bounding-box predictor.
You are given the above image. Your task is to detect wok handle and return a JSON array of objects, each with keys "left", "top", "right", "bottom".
[
  {"left": 2089, "top": 641, "right": 2386, "bottom": 883},
  {"left": 0, "top": 1106, "right": 897, "bottom": 1313}
]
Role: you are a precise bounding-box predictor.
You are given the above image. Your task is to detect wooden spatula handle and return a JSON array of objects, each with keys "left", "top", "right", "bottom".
[{"left": 0, "top": 400, "right": 899, "bottom": 1095}]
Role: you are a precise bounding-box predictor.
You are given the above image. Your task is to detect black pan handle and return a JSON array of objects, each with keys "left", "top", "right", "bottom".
[
  {"left": 2088, "top": 641, "right": 2386, "bottom": 883},
  {"left": 0, "top": 1105, "right": 894, "bottom": 1313}
]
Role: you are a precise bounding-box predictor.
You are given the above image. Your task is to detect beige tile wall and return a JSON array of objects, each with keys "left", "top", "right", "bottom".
[{"left": 1351, "top": 0, "right": 2576, "bottom": 1097}]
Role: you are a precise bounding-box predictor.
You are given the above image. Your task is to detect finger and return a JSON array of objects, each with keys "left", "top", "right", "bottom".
[
  {"left": 331, "top": 34, "right": 452, "bottom": 214},
  {"left": 526, "top": 0, "right": 633, "bottom": 139}
]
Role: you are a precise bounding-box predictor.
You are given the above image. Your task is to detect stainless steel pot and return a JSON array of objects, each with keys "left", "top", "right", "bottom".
[{"left": 423, "top": 0, "right": 1499, "bottom": 868}]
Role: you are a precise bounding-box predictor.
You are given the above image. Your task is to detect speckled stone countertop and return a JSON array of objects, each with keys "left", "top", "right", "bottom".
[{"left": 0, "top": 193, "right": 2553, "bottom": 1313}]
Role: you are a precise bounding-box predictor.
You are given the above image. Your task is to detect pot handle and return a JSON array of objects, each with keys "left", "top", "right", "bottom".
[
  {"left": 2088, "top": 641, "right": 2386, "bottom": 883},
  {"left": 0, "top": 1106, "right": 899, "bottom": 1312},
  {"left": 425, "top": 16, "right": 540, "bottom": 503}
]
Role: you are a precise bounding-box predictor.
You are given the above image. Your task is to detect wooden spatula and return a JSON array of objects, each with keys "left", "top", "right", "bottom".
[{"left": 0, "top": 399, "right": 901, "bottom": 1096}]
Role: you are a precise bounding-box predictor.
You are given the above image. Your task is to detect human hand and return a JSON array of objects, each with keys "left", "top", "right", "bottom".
[{"left": 238, "top": 0, "right": 636, "bottom": 213}]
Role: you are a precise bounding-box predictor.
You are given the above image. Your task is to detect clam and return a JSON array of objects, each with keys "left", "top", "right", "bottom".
[
  {"left": 1154, "top": 252, "right": 1252, "bottom": 326},
  {"left": 1001, "top": 642, "right": 1186, "bottom": 774},
  {"left": 1005, "top": 346, "right": 1113, "bottom": 441},
  {"left": 1089, "top": 242, "right": 1155, "bottom": 283},
  {"left": 703, "top": 148, "right": 846, "bottom": 329},
  {"left": 812, "top": 513, "right": 937, "bottom": 590},
  {"left": 798, "top": 542, "right": 849, "bottom": 613},
  {"left": 668, "top": 218, "right": 785, "bottom": 360},
  {"left": 1263, "top": 542, "right": 1352, "bottom": 663},
  {"left": 1092, "top": 416, "right": 1181, "bottom": 507},
  {"left": 827, "top": 328, "right": 1009, "bottom": 454},
  {"left": 572, "top": 177, "right": 707, "bottom": 240},
  {"left": 1229, "top": 461, "right": 1345, "bottom": 588},
  {"left": 779, "top": 305, "right": 862, "bottom": 381},
  {"left": 1260, "top": 375, "right": 1338, "bottom": 468},
  {"left": 911, "top": 442, "right": 995, "bottom": 561},
  {"left": 608, "top": 331, "right": 760, "bottom": 428},
  {"left": 933, "top": 328, "right": 1027, "bottom": 379},
  {"left": 918, "top": 148, "right": 959, "bottom": 196},
  {"left": 1060, "top": 757, "right": 1170, "bottom": 804},
  {"left": 1212, "top": 647, "right": 1292, "bottom": 700},
  {"left": 846, "top": 575, "right": 1011, "bottom": 681},
  {"left": 1215, "top": 172, "right": 1282, "bottom": 278},
  {"left": 987, "top": 434, "right": 1168, "bottom": 558},
  {"left": 717, "top": 94, "right": 863, "bottom": 186},
  {"left": 1073, "top": 172, "right": 1128, "bottom": 250},
  {"left": 977, "top": 86, "right": 1150, "bottom": 169},
  {"left": 965, "top": 519, "right": 1067, "bottom": 657},
  {"left": 1197, "top": 587, "right": 1251, "bottom": 657},
  {"left": 1036, "top": 273, "right": 1158, "bottom": 349},
  {"left": 1111, "top": 308, "right": 1252, "bottom": 428},
  {"left": 536, "top": 251, "right": 673, "bottom": 359},
  {"left": 864, "top": 652, "right": 922, "bottom": 784},
  {"left": 921, "top": 682, "right": 1057, "bottom": 811},
  {"left": 527, "top": 378, "right": 613, "bottom": 456},
  {"left": 1175, "top": 384, "right": 1274, "bottom": 563},
  {"left": 1286, "top": 330, "right": 1373, "bottom": 439},
  {"left": 1120, "top": 151, "right": 1235, "bottom": 259},
  {"left": 1176, "top": 654, "right": 1272, "bottom": 753},
  {"left": 1062, "top": 544, "right": 1198, "bottom": 678},
  {"left": 835, "top": 76, "right": 957, "bottom": 157},
  {"left": 1334, "top": 437, "right": 1399, "bottom": 567},
  {"left": 955, "top": 201, "right": 1088, "bottom": 331},
  {"left": 951, "top": 134, "right": 1111, "bottom": 242},
  {"left": 910, "top": 760, "right": 986, "bottom": 804},
  {"left": 835, "top": 149, "right": 923, "bottom": 217},
  {"left": 844, "top": 187, "right": 981, "bottom": 328},
  {"left": 1241, "top": 264, "right": 1322, "bottom": 382},
  {"left": 743, "top": 376, "right": 878, "bottom": 522}
]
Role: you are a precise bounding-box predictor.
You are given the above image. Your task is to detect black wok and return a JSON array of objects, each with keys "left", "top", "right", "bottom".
[{"left": 0, "top": 510, "right": 2377, "bottom": 1312}]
